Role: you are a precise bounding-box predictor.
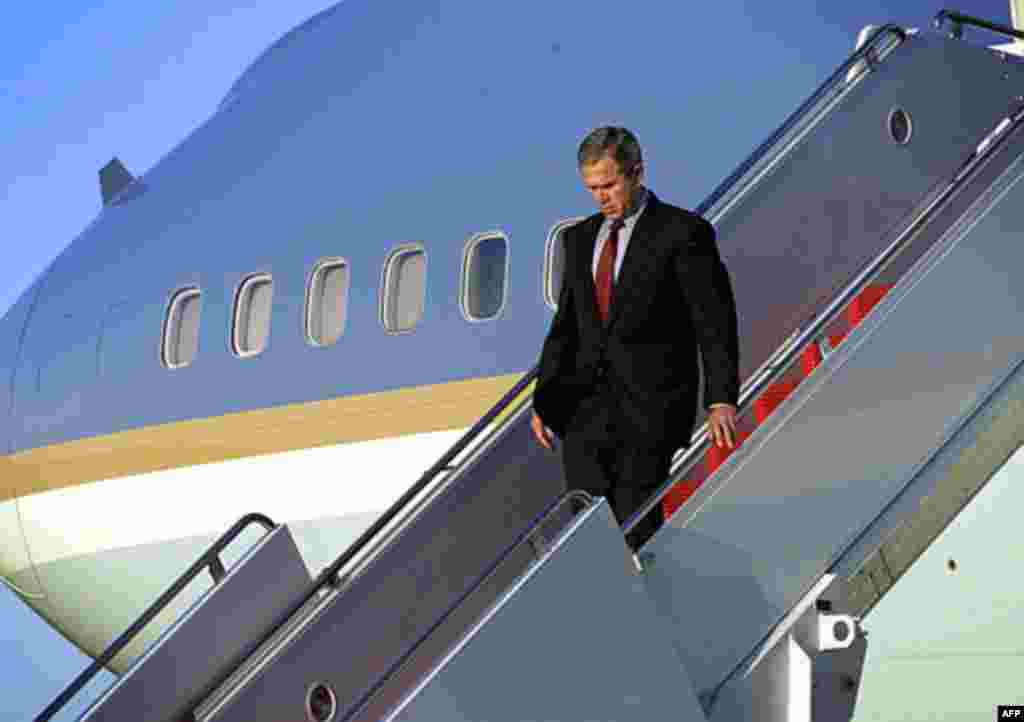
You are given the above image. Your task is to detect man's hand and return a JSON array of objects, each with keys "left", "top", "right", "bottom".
[
  {"left": 531, "top": 412, "right": 556, "bottom": 451},
  {"left": 708, "top": 404, "right": 737, "bottom": 449}
]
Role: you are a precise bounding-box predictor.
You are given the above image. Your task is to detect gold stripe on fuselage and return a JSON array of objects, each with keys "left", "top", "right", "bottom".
[{"left": 0, "top": 373, "right": 529, "bottom": 503}]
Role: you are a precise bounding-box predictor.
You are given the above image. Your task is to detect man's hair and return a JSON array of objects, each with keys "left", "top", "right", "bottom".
[{"left": 577, "top": 126, "right": 643, "bottom": 176}]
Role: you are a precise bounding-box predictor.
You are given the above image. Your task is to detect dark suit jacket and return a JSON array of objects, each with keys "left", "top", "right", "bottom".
[{"left": 533, "top": 191, "right": 739, "bottom": 451}]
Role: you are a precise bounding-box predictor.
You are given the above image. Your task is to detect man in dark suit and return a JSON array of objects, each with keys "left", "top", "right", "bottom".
[{"left": 532, "top": 126, "right": 740, "bottom": 551}]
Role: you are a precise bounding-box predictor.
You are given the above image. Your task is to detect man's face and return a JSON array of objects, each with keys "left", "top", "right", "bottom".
[{"left": 580, "top": 155, "right": 643, "bottom": 219}]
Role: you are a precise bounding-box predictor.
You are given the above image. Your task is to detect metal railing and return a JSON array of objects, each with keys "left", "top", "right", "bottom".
[
  {"left": 695, "top": 24, "right": 907, "bottom": 219},
  {"left": 625, "top": 97, "right": 1024, "bottom": 536},
  {"left": 36, "top": 513, "right": 277, "bottom": 722},
  {"left": 934, "top": 9, "right": 1024, "bottom": 42},
  {"left": 312, "top": 370, "right": 538, "bottom": 594},
  {"left": 195, "top": 373, "right": 548, "bottom": 722}
]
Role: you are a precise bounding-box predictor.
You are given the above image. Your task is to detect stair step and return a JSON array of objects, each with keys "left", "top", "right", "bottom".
[
  {"left": 814, "top": 284, "right": 895, "bottom": 357},
  {"left": 753, "top": 380, "right": 799, "bottom": 424},
  {"left": 830, "top": 331, "right": 848, "bottom": 348},
  {"left": 706, "top": 430, "right": 751, "bottom": 472},
  {"left": 663, "top": 472, "right": 705, "bottom": 518},
  {"left": 803, "top": 343, "right": 823, "bottom": 375},
  {"left": 662, "top": 431, "right": 751, "bottom": 518},
  {"left": 848, "top": 283, "right": 893, "bottom": 325}
]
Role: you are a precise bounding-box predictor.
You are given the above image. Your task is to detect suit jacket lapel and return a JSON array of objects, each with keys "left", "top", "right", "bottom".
[
  {"left": 606, "top": 192, "right": 660, "bottom": 330},
  {"left": 576, "top": 214, "right": 605, "bottom": 330}
]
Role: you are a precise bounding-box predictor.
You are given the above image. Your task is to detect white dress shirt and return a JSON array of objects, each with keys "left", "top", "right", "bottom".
[{"left": 591, "top": 187, "right": 649, "bottom": 280}]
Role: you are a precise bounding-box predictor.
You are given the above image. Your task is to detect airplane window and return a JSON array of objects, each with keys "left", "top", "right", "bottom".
[
  {"left": 381, "top": 245, "right": 427, "bottom": 333},
  {"left": 233, "top": 273, "right": 273, "bottom": 357},
  {"left": 306, "top": 258, "right": 350, "bottom": 347},
  {"left": 461, "top": 232, "right": 509, "bottom": 322},
  {"left": 162, "top": 287, "right": 202, "bottom": 369},
  {"left": 544, "top": 218, "right": 584, "bottom": 309}
]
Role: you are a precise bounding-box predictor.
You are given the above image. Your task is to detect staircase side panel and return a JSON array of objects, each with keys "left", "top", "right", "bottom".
[
  {"left": 645, "top": 131, "right": 1024, "bottom": 699},
  {"left": 82, "top": 525, "right": 312, "bottom": 722}
]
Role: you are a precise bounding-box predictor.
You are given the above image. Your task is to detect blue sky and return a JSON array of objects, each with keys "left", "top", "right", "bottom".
[
  {"left": 0, "top": 1, "right": 1014, "bottom": 720},
  {"left": 1, "top": 2, "right": 346, "bottom": 317}
]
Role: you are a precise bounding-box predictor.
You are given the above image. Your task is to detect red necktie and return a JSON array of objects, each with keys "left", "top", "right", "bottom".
[{"left": 595, "top": 219, "right": 624, "bottom": 322}]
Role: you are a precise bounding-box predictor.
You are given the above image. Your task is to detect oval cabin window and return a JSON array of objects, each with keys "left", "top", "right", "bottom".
[
  {"left": 233, "top": 273, "right": 273, "bottom": 357},
  {"left": 461, "top": 233, "right": 509, "bottom": 321},
  {"left": 544, "top": 218, "right": 584, "bottom": 309},
  {"left": 381, "top": 245, "right": 427, "bottom": 333},
  {"left": 162, "top": 288, "right": 202, "bottom": 369},
  {"left": 306, "top": 258, "right": 350, "bottom": 347}
]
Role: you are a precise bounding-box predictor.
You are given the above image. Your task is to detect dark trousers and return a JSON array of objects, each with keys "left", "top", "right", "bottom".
[{"left": 561, "top": 388, "right": 672, "bottom": 551}]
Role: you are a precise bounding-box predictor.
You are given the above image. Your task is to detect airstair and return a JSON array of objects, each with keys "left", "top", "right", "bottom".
[{"left": 37, "top": 14, "right": 1024, "bottom": 722}]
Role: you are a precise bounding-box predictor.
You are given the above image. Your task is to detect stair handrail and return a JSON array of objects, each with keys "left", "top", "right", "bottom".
[
  {"left": 35, "top": 512, "right": 277, "bottom": 722},
  {"left": 625, "top": 99, "right": 1024, "bottom": 535},
  {"left": 934, "top": 9, "right": 1024, "bottom": 42},
  {"left": 695, "top": 24, "right": 907, "bottom": 218},
  {"left": 313, "top": 370, "right": 538, "bottom": 592}
]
